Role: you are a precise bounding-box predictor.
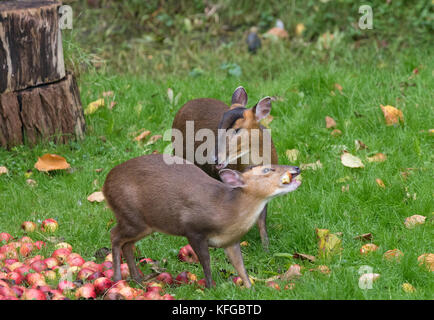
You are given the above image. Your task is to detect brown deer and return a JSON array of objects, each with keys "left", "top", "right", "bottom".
[
  {"left": 103, "top": 154, "right": 301, "bottom": 288},
  {"left": 171, "top": 87, "right": 278, "bottom": 250}
]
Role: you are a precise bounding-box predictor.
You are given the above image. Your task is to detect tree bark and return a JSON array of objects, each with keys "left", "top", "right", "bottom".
[
  {"left": 0, "top": 73, "right": 85, "bottom": 149},
  {"left": 0, "top": 0, "right": 65, "bottom": 93}
]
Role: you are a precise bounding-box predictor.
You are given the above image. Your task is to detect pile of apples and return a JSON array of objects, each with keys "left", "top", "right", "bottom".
[{"left": 0, "top": 219, "right": 181, "bottom": 300}]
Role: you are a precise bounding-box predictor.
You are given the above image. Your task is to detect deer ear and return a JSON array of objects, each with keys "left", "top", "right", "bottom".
[
  {"left": 219, "top": 169, "right": 246, "bottom": 188},
  {"left": 231, "top": 86, "right": 248, "bottom": 108},
  {"left": 253, "top": 97, "right": 272, "bottom": 121}
]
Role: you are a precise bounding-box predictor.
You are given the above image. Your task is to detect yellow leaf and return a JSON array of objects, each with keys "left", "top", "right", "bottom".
[
  {"left": 300, "top": 160, "right": 322, "bottom": 170},
  {"left": 341, "top": 151, "right": 364, "bottom": 168},
  {"left": 380, "top": 105, "right": 404, "bottom": 126},
  {"left": 316, "top": 228, "right": 342, "bottom": 259},
  {"left": 402, "top": 283, "right": 416, "bottom": 293},
  {"left": 295, "top": 23, "right": 305, "bottom": 36},
  {"left": 34, "top": 154, "right": 70, "bottom": 172},
  {"left": 84, "top": 99, "right": 105, "bottom": 115},
  {"left": 367, "top": 153, "right": 387, "bottom": 162},
  {"left": 375, "top": 178, "right": 386, "bottom": 188}
]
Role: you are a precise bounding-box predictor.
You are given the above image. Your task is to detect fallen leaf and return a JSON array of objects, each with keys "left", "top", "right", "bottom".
[
  {"left": 417, "top": 253, "right": 434, "bottom": 271},
  {"left": 316, "top": 228, "right": 342, "bottom": 259},
  {"left": 367, "top": 153, "right": 387, "bottom": 163},
  {"left": 334, "top": 83, "right": 343, "bottom": 93},
  {"left": 295, "top": 23, "right": 305, "bottom": 36},
  {"left": 325, "top": 116, "right": 337, "bottom": 128},
  {"left": 360, "top": 243, "right": 379, "bottom": 255},
  {"left": 95, "top": 168, "right": 103, "bottom": 173},
  {"left": 285, "top": 149, "right": 300, "bottom": 162},
  {"left": 87, "top": 191, "right": 105, "bottom": 203},
  {"left": 84, "top": 99, "right": 105, "bottom": 115},
  {"left": 341, "top": 151, "right": 364, "bottom": 168},
  {"left": 341, "top": 184, "right": 349, "bottom": 192},
  {"left": 383, "top": 249, "right": 404, "bottom": 262},
  {"left": 134, "top": 130, "right": 151, "bottom": 142},
  {"left": 240, "top": 241, "right": 249, "bottom": 247},
  {"left": 402, "top": 283, "right": 416, "bottom": 293},
  {"left": 260, "top": 115, "right": 274, "bottom": 128},
  {"left": 309, "top": 265, "right": 331, "bottom": 274},
  {"left": 265, "top": 27, "right": 289, "bottom": 39},
  {"left": 300, "top": 160, "right": 322, "bottom": 170},
  {"left": 404, "top": 215, "right": 426, "bottom": 229},
  {"left": 354, "top": 233, "right": 373, "bottom": 241},
  {"left": 293, "top": 252, "right": 316, "bottom": 263},
  {"left": 331, "top": 129, "right": 342, "bottom": 136},
  {"left": 375, "top": 178, "right": 386, "bottom": 188},
  {"left": 0, "top": 166, "right": 8, "bottom": 175},
  {"left": 280, "top": 264, "right": 302, "bottom": 281},
  {"left": 109, "top": 101, "right": 117, "bottom": 110},
  {"left": 355, "top": 140, "right": 368, "bottom": 150},
  {"left": 147, "top": 135, "right": 162, "bottom": 145},
  {"left": 358, "top": 273, "right": 380, "bottom": 288},
  {"left": 380, "top": 105, "right": 404, "bottom": 126},
  {"left": 34, "top": 154, "right": 70, "bottom": 172},
  {"left": 26, "top": 179, "right": 37, "bottom": 187}
]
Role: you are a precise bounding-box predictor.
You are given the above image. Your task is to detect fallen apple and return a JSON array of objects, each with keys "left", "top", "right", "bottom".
[
  {"left": 75, "top": 283, "right": 96, "bottom": 299},
  {"left": 0, "top": 233, "right": 12, "bottom": 243},
  {"left": 21, "top": 221, "right": 37, "bottom": 233},
  {"left": 40, "top": 219, "right": 58, "bottom": 233},
  {"left": 52, "top": 248, "right": 72, "bottom": 264},
  {"left": 156, "top": 272, "right": 173, "bottom": 286},
  {"left": 93, "top": 277, "right": 113, "bottom": 295},
  {"left": 178, "top": 244, "right": 199, "bottom": 264},
  {"left": 30, "top": 260, "right": 48, "bottom": 272},
  {"left": 66, "top": 253, "right": 85, "bottom": 267}
]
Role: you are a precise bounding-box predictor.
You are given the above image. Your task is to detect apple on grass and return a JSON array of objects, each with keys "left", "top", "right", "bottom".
[
  {"left": 66, "top": 253, "right": 85, "bottom": 267},
  {"left": 40, "top": 219, "right": 58, "bottom": 233},
  {"left": 22, "top": 288, "right": 46, "bottom": 300},
  {"left": 0, "top": 233, "right": 13, "bottom": 243},
  {"left": 75, "top": 283, "right": 96, "bottom": 299},
  {"left": 156, "top": 272, "right": 173, "bottom": 286},
  {"left": 178, "top": 244, "right": 199, "bottom": 264},
  {"left": 52, "top": 248, "right": 71, "bottom": 264},
  {"left": 21, "top": 221, "right": 37, "bottom": 233},
  {"left": 93, "top": 277, "right": 113, "bottom": 295}
]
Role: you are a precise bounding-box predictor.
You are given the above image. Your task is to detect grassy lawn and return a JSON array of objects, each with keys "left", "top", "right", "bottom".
[
  {"left": 1, "top": 46, "right": 432, "bottom": 299},
  {"left": 1, "top": 0, "right": 433, "bottom": 300}
]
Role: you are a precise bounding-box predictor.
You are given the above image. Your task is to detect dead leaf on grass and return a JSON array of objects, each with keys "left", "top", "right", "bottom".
[
  {"left": 360, "top": 243, "right": 379, "bottom": 255},
  {"left": 367, "top": 153, "right": 387, "bottom": 163},
  {"left": 280, "top": 264, "right": 302, "bottom": 281},
  {"left": 293, "top": 252, "right": 316, "bottom": 263},
  {"left": 417, "top": 253, "right": 434, "bottom": 271},
  {"left": 300, "top": 160, "right": 322, "bottom": 170},
  {"left": 285, "top": 149, "right": 300, "bottom": 162},
  {"left": 341, "top": 151, "right": 364, "bottom": 168},
  {"left": 0, "top": 166, "right": 8, "bottom": 175},
  {"left": 380, "top": 105, "right": 404, "bottom": 126},
  {"left": 325, "top": 116, "right": 337, "bottom": 128},
  {"left": 316, "top": 228, "right": 342, "bottom": 259},
  {"left": 134, "top": 130, "right": 151, "bottom": 142},
  {"left": 87, "top": 191, "right": 105, "bottom": 203},
  {"left": 84, "top": 99, "right": 105, "bottom": 115},
  {"left": 383, "top": 249, "right": 404, "bottom": 262},
  {"left": 375, "top": 178, "right": 386, "bottom": 188},
  {"left": 355, "top": 140, "right": 368, "bottom": 150},
  {"left": 34, "top": 154, "right": 70, "bottom": 172},
  {"left": 354, "top": 233, "right": 373, "bottom": 241}
]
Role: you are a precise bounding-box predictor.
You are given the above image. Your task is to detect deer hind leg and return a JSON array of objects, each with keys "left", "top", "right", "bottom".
[{"left": 257, "top": 204, "right": 269, "bottom": 251}]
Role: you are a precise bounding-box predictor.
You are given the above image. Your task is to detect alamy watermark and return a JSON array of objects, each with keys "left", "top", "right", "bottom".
[
  {"left": 59, "top": 5, "right": 73, "bottom": 30},
  {"left": 359, "top": 5, "right": 373, "bottom": 30}
]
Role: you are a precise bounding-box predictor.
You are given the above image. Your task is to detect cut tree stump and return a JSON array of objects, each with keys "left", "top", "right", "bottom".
[
  {"left": 0, "top": 73, "right": 85, "bottom": 148},
  {"left": 0, "top": 0, "right": 65, "bottom": 93}
]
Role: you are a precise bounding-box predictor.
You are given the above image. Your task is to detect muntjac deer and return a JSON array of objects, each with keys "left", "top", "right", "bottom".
[
  {"left": 103, "top": 154, "right": 301, "bottom": 288},
  {"left": 171, "top": 87, "right": 278, "bottom": 250}
]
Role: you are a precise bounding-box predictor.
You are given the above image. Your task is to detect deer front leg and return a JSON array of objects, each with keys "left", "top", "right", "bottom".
[
  {"left": 224, "top": 242, "right": 251, "bottom": 288},
  {"left": 257, "top": 204, "right": 269, "bottom": 251}
]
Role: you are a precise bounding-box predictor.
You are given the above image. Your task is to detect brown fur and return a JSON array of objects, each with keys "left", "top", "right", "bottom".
[{"left": 103, "top": 154, "right": 299, "bottom": 288}]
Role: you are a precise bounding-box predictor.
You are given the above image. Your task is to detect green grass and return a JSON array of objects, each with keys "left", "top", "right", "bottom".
[{"left": 1, "top": 44, "right": 433, "bottom": 299}]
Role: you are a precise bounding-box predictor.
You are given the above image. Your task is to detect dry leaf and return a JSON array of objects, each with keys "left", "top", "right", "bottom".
[
  {"left": 95, "top": 168, "right": 103, "bottom": 173},
  {"left": 341, "top": 184, "right": 349, "bottom": 192},
  {"left": 285, "top": 149, "right": 300, "bottom": 162},
  {"left": 34, "top": 154, "right": 70, "bottom": 172},
  {"left": 280, "top": 264, "right": 302, "bottom": 281},
  {"left": 147, "top": 135, "right": 162, "bottom": 145},
  {"left": 354, "top": 233, "right": 373, "bottom": 241},
  {"left": 367, "top": 153, "right": 387, "bottom": 163},
  {"left": 0, "top": 166, "right": 8, "bottom": 175},
  {"left": 109, "top": 101, "right": 117, "bottom": 110},
  {"left": 309, "top": 265, "right": 331, "bottom": 275},
  {"left": 380, "top": 105, "right": 404, "bottom": 126},
  {"left": 404, "top": 215, "right": 426, "bottom": 229},
  {"left": 375, "top": 178, "right": 386, "bottom": 188},
  {"left": 316, "top": 228, "right": 342, "bottom": 259},
  {"left": 260, "top": 115, "right": 274, "bottom": 128},
  {"left": 293, "top": 252, "right": 316, "bottom": 263},
  {"left": 87, "top": 191, "right": 105, "bottom": 203},
  {"left": 240, "top": 241, "right": 249, "bottom": 247},
  {"left": 26, "top": 179, "right": 37, "bottom": 187},
  {"left": 334, "top": 83, "right": 343, "bottom": 93},
  {"left": 300, "top": 160, "right": 322, "bottom": 170},
  {"left": 134, "top": 130, "right": 151, "bottom": 142},
  {"left": 383, "top": 249, "right": 404, "bottom": 262},
  {"left": 325, "top": 116, "right": 337, "bottom": 128},
  {"left": 295, "top": 23, "right": 305, "bottom": 36},
  {"left": 402, "top": 283, "right": 416, "bottom": 293},
  {"left": 265, "top": 27, "right": 289, "bottom": 39},
  {"left": 417, "top": 253, "right": 434, "bottom": 271},
  {"left": 331, "top": 129, "right": 342, "bottom": 136},
  {"left": 360, "top": 243, "right": 379, "bottom": 255},
  {"left": 355, "top": 140, "right": 368, "bottom": 150},
  {"left": 341, "top": 151, "right": 364, "bottom": 168},
  {"left": 84, "top": 99, "right": 105, "bottom": 115}
]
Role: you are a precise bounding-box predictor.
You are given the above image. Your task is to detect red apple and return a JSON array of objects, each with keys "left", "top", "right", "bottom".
[
  {"left": 232, "top": 276, "right": 243, "bottom": 286},
  {"left": 101, "top": 261, "right": 112, "bottom": 271},
  {"left": 76, "top": 267, "right": 95, "bottom": 281},
  {"left": 0, "top": 233, "right": 12, "bottom": 243},
  {"left": 104, "top": 287, "right": 124, "bottom": 300},
  {"left": 146, "top": 282, "right": 163, "bottom": 294},
  {"left": 25, "top": 273, "right": 46, "bottom": 287},
  {"left": 55, "top": 242, "right": 72, "bottom": 250},
  {"left": 87, "top": 271, "right": 103, "bottom": 281},
  {"left": 58, "top": 280, "right": 76, "bottom": 292},
  {"left": 139, "top": 258, "right": 154, "bottom": 264},
  {"left": 34, "top": 241, "right": 46, "bottom": 250},
  {"left": 120, "top": 263, "right": 130, "bottom": 279},
  {"left": 178, "top": 244, "right": 199, "bottom": 263},
  {"left": 40, "top": 219, "right": 58, "bottom": 233},
  {"left": 43, "top": 257, "right": 59, "bottom": 269},
  {"left": 118, "top": 286, "right": 138, "bottom": 300},
  {"left": 143, "top": 290, "right": 162, "bottom": 300},
  {"left": 52, "top": 248, "right": 71, "bottom": 264},
  {"left": 156, "top": 272, "right": 173, "bottom": 286},
  {"left": 103, "top": 269, "right": 114, "bottom": 279},
  {"left": 30, "top": 260, "right": 48, "bottom": 272},
  {"left": 81, "top": 261, "right": 101, "bottom": 272},
  {"left": 93, "top": 277, "right": 113, "bottom": 295},
  {"left": 6, "top": 271, "right": 24, "bottom": 285},
  {"left": 8, "top": 261, "right": 23, "bottom": 271},
  {"left": 0, "top": 285, "right": 16, "bottom": 298},
  {"left": 21, "top": 221, "right": 37, "bottom": 233},
  {"left": 42, "top": 270, "right": 57, "bottom": 281},
  {"left": 24, "top": 255, "right": 44, "bottom": 265},
  {"left": 1, "top": 244, "right": 18, "bottom": 259},
  {"left": 66, "top": 253, "right": 85, "bottom": 267},
  {"left": 75, "top": 283, "right": 96, "bottom": 299},
  {"left": 15, "top": 265, "right": 31, "bottom": 276},
  {"left": 0, "top": 253, "right": 6, "bottom": 262},
  {"left": 175, "top": 271, "right": 196, "bottom": 285},
  {"left": 11, "top": 285, "right": 24, "bottom": 298},
  {"left": 19, "top": 236, "right": 33, "bottom": 243},
  {"left": 162, "top": 293, "right": 175, "bottom": 300},
  {"left": 19, "top": 243, "right": 34, "bottom": 257},
  {"left": 22, "top": 288, "right": 46, "bottom": 300},
  {"left": 197, "top": 278, "right": 216, "bottom": 288}
]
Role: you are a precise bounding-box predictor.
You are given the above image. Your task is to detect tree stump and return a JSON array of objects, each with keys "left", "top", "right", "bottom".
[
  {"left": 0, "top": 1, "right": 85, "bottom": 149},
  {"left": 0, "top": 0, "right": 65, "bottom": 93}
]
